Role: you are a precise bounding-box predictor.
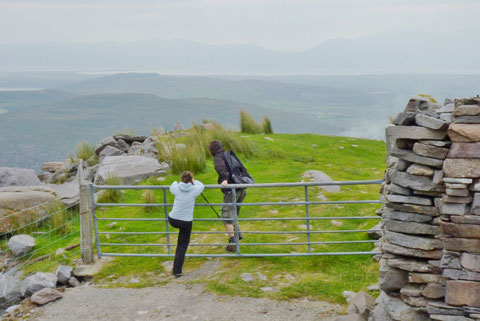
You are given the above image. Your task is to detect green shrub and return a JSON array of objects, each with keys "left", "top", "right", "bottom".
[
  {"left": 263, "top": 117, "right": 273, "bottom": 134},
  {"left": 97, "top": 174, "right": 123, "bottom": 203},
  {"left": 240, "top": 110, "right": 263, "bottom": 134}
]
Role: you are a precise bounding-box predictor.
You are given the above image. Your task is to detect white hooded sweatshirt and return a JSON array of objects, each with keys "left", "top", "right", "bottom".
[{"left": 168, "top": 180, "right": 205, "bottom": 221}]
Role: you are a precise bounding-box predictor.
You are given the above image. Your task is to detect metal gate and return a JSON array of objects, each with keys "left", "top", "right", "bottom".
[{"left": 89, "top": 180, "right": 382, "bottom": 258}]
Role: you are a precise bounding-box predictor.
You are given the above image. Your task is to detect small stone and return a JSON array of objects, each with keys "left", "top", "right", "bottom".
[
  {"left": 448, "top": 142, "right": 480, "bottom": 158},
  {"left": 264, "top": 137, "right": 274, "bottom": 141},
  {"left": 343, "top": 290, "right": 356, "bottom": 303},
  {"left": 415, "top": 114, "right": 448, "bottom": 130},
  {"left": 384, "top": 230, "right": 442, "bottom": 250},
  {"left": 454, "top": 105, "right": 480, "bottom": 116},
  {"left": 440, "top": 221, "right": 480, "bottom": 238},
  {"left": 55, "top": 248, "right": 66, "bottom": 256},
  {"left": 422, "top": 283, "right": 445, "bottom": 299},
  {"left": 385, "top": 194, "right": 431, "bottom": 206},
  {"left": 382, "top": 242, "right": 442, "bottom": 259},
  {"left": 442, "top": 195, "right": 472, "bottom": 204},
  {"left": 68, "top": 277, "right": 81, "bottom": 287},
  {"left": 388, "top": 169, "right": 444, "bottom": 192},
  {"left": 30, "top": 288, "right": 62, "bottom": 305},
  {"left": 445, "top": 188, "right": 470, "bottom": 197},
  {"left": 106, "top": 222, "right": 118, "bottom": 228},
  {"left": 471, "top": 193, "right": 480, "bottom": 214},
  {"left": 260, "top": 287, "right": 274, "bottom": 292},
  {"left": 161, "top": 261, "right": 174, "bottom": 273},
  {"left": 421, "top": 140, "right": 451, "bottom": 147},
  {"left": 387, "top": 183, "right": 411, "bottom": 195},
  {"left": 346, "top": 291, "right": 375, "bottom": 318},
  {"left": 390, "top": 148, "right": 444, "bottom": 168},
  {"left": 240, "top": 273, "right": 254, "bottom": 282},
  {"left": 385, "top": 202, "right": 439, "bottom": 216},
  {"left": 383, "top": 209, "right": 433, "bottom": 223},
  {"left": 379, "top": 260, "right": 408, "bottom": 292},
  {"left": 409, "top": 273, "right": 445, "bottom": 284},
  {"left": 56, "top": 265, "right": 73, "bottom": 285},
  {"left": 406, "top": 163, "right": 434, "bottom": 176},
  {"left": 257, "top": 272, "right": 267, "bottom": 281},
  {"left": 386, "top": 258, "right": 437, "bottom": 273},
  {"left": 460, "top": 253, "right": 480, "bottom": 272},
  {"left": 394, "top": 112, "right": 417, "bottom": 125},
  {"left": 444, "top": 238, "right": 480, "bottom": 253},
  {"left": 448, "top": 123, "right": 480, "bottom": 142},
  {"left": 440, "top": 202, "right": 470, "bottom": 215},
  {"left": 384, "top": 218, "right": 439, "bottom": 235},
  {"left": 5, "top": 304, "right": 20, "bottom": 313},
  {"left": 443, "top": 177, "right": 473, "bottom": 184},
  {"left": 366, "top": 284, "right": 379, "bottom": 291},
  {"left": 445, "top": 183, "right": 468, "bottom": 189},
  {"left": 400, "top": 284, "right": 424, "bottom": 297},
  {"left": 331, "top": 220, "right": 343, "bottom": 227},
  {"left": 386, "top": 125, "right": 447, "bottom": 140}
]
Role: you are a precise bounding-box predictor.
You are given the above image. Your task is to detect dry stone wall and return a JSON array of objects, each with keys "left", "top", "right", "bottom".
[{"left": 377, "top": 95, "right": 480, "bottom": 321}]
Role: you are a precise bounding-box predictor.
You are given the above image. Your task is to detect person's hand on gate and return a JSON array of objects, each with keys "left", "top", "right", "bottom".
[{"left": 221, "top": 180, "right": 228, "bottom": 187}]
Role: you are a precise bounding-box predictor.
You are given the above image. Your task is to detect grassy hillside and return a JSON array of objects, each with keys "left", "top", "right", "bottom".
[{"left": 86, "top": 133, "right": 386, "bottom": 304}]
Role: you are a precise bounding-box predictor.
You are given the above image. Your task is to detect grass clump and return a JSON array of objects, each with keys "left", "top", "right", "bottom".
[
  {"left": 97, "top": 174, "right": 123, "bottom": 203},
  {"left": 263, "top": 117, "right": 273, "bottom": 134},
  {"left": 76, "top": 141, "right": 98, "bottom": 166},
  {"left": 240, "top": 110, "right": 263, "bottom": 134},
  {"left": 155, "top": 121, "right": 257, "bottom": 174},
  {"left": 142, "top": 190, "right": 156, "bottom": 212}
]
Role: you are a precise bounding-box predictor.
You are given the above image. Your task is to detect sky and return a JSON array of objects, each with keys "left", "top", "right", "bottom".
[{"left": 0, "top": 0, "right": 479, "bottom": 51}]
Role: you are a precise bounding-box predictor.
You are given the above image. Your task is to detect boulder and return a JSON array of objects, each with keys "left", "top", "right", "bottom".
[
  {"left": 41, "top": 162, "right": 64, "bottom": 173},
  {"left": 48, "top": 181, "right": 79, "bottom": 207},
  {"left": 22, "top": 272, "right": 57, "bottom": 297},
  {"left": 56, "top": 265, "right": 73, "bottom": 285},
  {"left": 113, "top": 135, "right": 147, "bottom": 144},
  {"left": 302, "top": 170, "right": 340, "bottom": 193},
  {"left": 115, "top": 139, "right": 130, "bottom": 152},
  {"left": 94, "top": 136, "right": 118, "bottom": 156},
  {"left": 98, "top": 145, "right": 125, "bottom": 162},
  {"left": 448, "top": 123, "right": 480, "bottom": 142},
  {"left": 8, "top": 235, "right": 35, "bottom": 257},
  {"left": 0, "top": 274, "right": 21, "bottom": 310},
  {"left": 94, "top": 156, "right": 169, "bottom": 185},
  {"left": 30, "top": 288, "right": 62, "bottom": 305},
  {"left": 0, "top": 167, "right": 43, "bottom": 187},
  {"left": 0, "top": 186, "right": 56, "bottom": 233}
]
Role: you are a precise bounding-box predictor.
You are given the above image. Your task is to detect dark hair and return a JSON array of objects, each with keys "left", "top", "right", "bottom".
[
  {"left": 181, "top": 171, "right": 194, "bottom": 184},
  {"left": 208, "top": 140, "right": 223, "bottom": 156}
]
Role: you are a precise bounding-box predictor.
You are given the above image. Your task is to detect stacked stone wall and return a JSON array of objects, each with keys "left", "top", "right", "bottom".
[{"left": 376, "top": 95, "right": 480, "bottom": 321}]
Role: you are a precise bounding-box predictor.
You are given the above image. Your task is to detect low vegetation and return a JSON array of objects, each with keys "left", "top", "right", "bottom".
[
  {"left": 97, "top": 174, "right": 123, "bottom": 203},
  {"left": 75, "top": 141, "right": 97, "bottom": 166},
  {"left": 155, "top": 121, "right": 256, "bottom": 174},
  {"left": 240, "top": 110, "right": 274, "bottom": 135}
]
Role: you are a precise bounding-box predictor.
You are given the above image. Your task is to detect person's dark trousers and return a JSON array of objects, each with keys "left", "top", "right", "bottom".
[{"left": 168, "top": 216, "right": 193, "bottom": 275}]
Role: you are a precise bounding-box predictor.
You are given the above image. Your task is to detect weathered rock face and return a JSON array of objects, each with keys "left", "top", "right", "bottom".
[
  {"left": 47, "top": 181, "right": 79, "bottom": 207},
  {"left": 0, "top": 167, "right": 43, "bottom": 187},
  {"left": 0, "top": 186, "right": 56, "bottom": 234},
  {"left": 7, "top": 234, "right": 35, "bottom": 257},
  {"left": 381, "top": 96, "right": 480, "bottom": 320},
  {"left": 94, "top": 155, "right": 169, "bottom": 185},
  {"left": 0, "top": 274, "right": 21, "bottom": 310},
  {"left": 21, "top": 272, "right": 57, "bottom": 297}
]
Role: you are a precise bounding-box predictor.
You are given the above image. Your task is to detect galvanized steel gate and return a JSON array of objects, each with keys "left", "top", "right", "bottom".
[{"left": 89, "top": 180, "right": 383, "bottom": 258}]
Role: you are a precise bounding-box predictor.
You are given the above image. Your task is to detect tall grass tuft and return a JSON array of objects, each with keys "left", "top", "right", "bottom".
[
  {"left": 240, "top": 110, "right": 263, "bottom": 134},
  {"left": 76, "top": 141, "right": 98, "bottom": 166},
  {"left": 155, "top": 121, "right": 257, "bottom": 174},
  {"left": 262, "top": 117, "right": 273, "bottom": 134},
  {"left": 143, "top": 190, "right": 156, "bottom": 212},
  {"left": 97, "top": 174, "right": 123, "bottom": 203}
]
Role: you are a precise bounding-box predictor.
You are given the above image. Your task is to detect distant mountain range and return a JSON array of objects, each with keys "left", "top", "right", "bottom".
[{"left": 1, "top": 31, "right": 479, "bottom": 73}]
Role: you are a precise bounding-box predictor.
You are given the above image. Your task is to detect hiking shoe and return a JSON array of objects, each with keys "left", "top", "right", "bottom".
[
  {"left": 173, "top": 272, "right": 184, "bottom": 278},
  {"left": 226, "top": 237, "right": 236, "bottom": 252}
]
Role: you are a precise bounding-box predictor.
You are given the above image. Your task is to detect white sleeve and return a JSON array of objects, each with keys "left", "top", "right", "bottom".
[
  {"left": 192, "top": 180, "right": 205, "bottom": 197},
  {"left": 169, "top": 182, "right": 179, "bottom": 195}
]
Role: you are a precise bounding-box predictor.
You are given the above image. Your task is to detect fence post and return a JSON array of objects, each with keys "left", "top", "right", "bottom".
[{"left": 79, "top": 175, "right": 94, "bottom": 264}]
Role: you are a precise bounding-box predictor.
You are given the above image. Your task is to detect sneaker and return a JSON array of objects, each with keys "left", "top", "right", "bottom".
[
  {"left": 173, "top": 272, "right": 184, "bottom": 278},
  {"left": 226, "top": 237, "right": 236, "bottom": 252},
  {"left": 234, "top": 227, "right": 243, "bottom": 240}
]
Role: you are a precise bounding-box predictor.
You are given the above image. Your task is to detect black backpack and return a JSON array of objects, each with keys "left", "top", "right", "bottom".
[{"left": 223, "top": 150, "right": 255, "bottom": 185}]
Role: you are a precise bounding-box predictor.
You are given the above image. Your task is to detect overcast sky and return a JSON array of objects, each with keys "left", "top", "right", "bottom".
[{"left": 0, "top": 0, "right": 479, "bottom": 51}]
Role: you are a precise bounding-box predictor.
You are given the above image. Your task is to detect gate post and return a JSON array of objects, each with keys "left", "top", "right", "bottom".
[{"left": 79, "top": 176, "right": 94, "bottom": 264}]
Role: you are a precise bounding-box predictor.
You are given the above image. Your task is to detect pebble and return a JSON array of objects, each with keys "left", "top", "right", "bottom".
[
  {"left": 264, "top": 137, "right": 274, "bottom": 141},
  {"left": 257, "top": 272, "right": 268, "bottom": 281},
  {"left": 240, "top": 273, "right": 255, "bottom": 282},
  {"left": 261, "top": 287, "right": 274, "bottom": 292},
  {"left": 331, "top": 220, "right": 343, "bottom": 227}
]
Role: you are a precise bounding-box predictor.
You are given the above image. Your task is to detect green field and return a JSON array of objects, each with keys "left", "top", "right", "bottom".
[{"left": 90, "top": 133, "right": 386, "bottom": 304}]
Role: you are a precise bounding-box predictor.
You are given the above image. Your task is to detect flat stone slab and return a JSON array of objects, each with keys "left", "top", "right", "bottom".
[
  {"left": 413, "top": 142, "right": 449, "bottom": 159},
  {"left": 384, "top": 218, "right": 439, "bottom": 235},
  {"left": 385, "top": 194, "right": 431, "bottom": 206},
  {"left": 415, "top": 114, "right": 448, "bottom": 130},
  {"left": 390, "top": 148, "right": 445, "bottom": 168},
  {"left": 384, "top": 231, "right": 442, "bottom": 250},
  {"left": 386, "top": 258, "right": 437, "bottom": 273},
  {"left": 443, "top": 238, "right": 480, "bottom": 253},
  {"left": 386, "top": 126, "right": 447, "bottom": 140},
  {"left": 440, "top": 221, "right": 480, "bottom": 238},
  {"left": 74, "top": 257, "right": 114, "bottom": 277},
  {"left": 446, "top": 280, "right": 480, "bottom": 307},
  {"left": 383, "top": 209, "right": 433, "bottom": 223},
  {"left": 448, "top": 142, "right": 480, "bottom": 158},
  {"left": 406, "top": 164, "right": 434, "bottom": 176},
  {"left": 443, "top": 159, "right": 480, "bottom": 178},
  {"left": 385, "top": 202, "right": 439, "bottom": 216},
  {"left": 448, "top": 123, "right": 480, "bottom": 142},
  {"left": 95, "top": 156, "right": 169, "bottom": 185},
  {"left": 382, "top": 242, "right": 442, "bottom": 259},
  {"left": 453, "top": 105, "right": 480, "bottom": 116},
  {"left": 302, "top": 170, "right": 340, "bottom": 193},
  {"left": 388, "top": 170, "right": 444, "bottom": 192}
]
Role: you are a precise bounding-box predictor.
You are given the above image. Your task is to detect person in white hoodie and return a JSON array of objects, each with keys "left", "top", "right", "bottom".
[{"left": 168, "top": 171, "right": 205, "bottom": 277}]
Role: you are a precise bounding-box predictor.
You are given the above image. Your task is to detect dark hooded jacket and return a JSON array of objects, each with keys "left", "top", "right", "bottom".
[{"left": 209, "top": 141, "right": 230, "bottom": 186}]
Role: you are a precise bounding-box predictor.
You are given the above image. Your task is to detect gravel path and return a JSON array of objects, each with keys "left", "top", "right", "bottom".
[{"left": 33, "top": 283, "right": 344, "bottom": 321}]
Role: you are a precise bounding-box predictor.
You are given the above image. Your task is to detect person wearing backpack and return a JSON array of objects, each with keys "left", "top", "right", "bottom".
[
  {"left": 208, "top": 140, "right": 254, "bottom": 252},
  {"left": 168, "top": 171, "right": 205, "bottom": 277}
]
